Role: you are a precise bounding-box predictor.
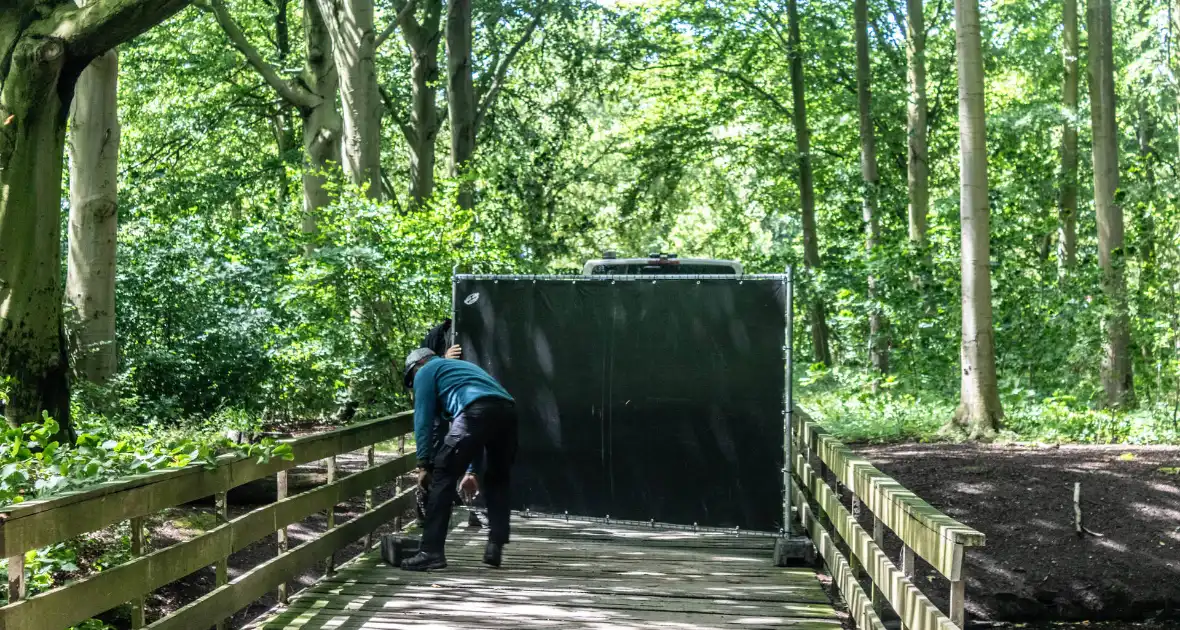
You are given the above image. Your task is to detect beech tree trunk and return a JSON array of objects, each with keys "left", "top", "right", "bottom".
[
  {"left": 401, "top": 0, "right": 442, "bottom": 206},
  {"left": 1088, "top": 0, "right": 1134, "bottom": 408},
  {"left": 1059, "top": 0, "right": 1079, "bottom": 268},
  {"left": 0, "top": 0, "right": 189, "bottom": 441},
  {"left": 855, "top": 0, "right": 888, "bottom": 378},
  {"left": 906, "top": 0, "right": 929, "bottom": 245},
  {"left": 952, "top": 0, "right": 1003, "bottom": 438},
  {"left": 302, "top": 0, "right": 342, "bottom": 238},
  {"left": 316, "top": 0, "right": 383, "bottom": 199},
  {"left": 1136, "top": 97, "right": 1157, "bottom": 288},
  {"left": 787, "top": 0, "right": 831, "bottom": 367},
  {"left": 67, "top": 44, "right": 119, "bottom": 385},
  {"left": 208, "top": 0, "right": 342, "bottom": 243},
  {"left": 441, "top": 2, "right": 541, "bottom": 211},
  {"left": 447, "top": 0, "right": 477, "bottom": 210}
]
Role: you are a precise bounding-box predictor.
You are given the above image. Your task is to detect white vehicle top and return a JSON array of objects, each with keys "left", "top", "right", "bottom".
[{"left": 582, "top": 252, "right": 743, "bottom": 276}]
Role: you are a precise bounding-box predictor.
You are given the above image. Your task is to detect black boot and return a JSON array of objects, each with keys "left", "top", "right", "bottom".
[
  {"left": 483, "top": 542, "right": 503, "bottom": 568},
  {"left": 467, "top": 511, "right": 483, "bottom": 528},
  {"left": 400, "top": 551, "right": 447, "bottom": 572}
]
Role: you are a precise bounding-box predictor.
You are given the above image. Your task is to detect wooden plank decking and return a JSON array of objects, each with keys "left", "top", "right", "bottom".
[{"left": 251, "top": 515, "right": 843, "bottom": 630}]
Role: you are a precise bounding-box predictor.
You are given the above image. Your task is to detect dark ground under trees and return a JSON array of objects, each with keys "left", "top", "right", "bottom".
[{"left": 854, "top": 442, "right": 1180, "bottom": 627}]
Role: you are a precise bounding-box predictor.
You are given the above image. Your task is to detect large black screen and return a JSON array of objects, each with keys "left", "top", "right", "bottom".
[{"left": 454, "top": 276, "right": 788, "bottom": 530}]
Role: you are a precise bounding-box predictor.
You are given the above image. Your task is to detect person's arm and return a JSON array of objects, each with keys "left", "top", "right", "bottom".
[
  {"left": 466, "top": 449, "right": 483, "bottom": 476},
  {"left": 412, "top": 368, "right": 439, "bottom": 469},
  {"left": 460, "top": 450, "right": 482, "bottom": 499}
]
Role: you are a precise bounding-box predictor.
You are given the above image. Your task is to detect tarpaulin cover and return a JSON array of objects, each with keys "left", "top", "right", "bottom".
[{"left": 454, "top": 277, "right": 787, "bottom": 530}]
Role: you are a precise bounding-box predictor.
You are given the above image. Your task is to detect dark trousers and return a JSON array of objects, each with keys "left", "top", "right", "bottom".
[{"left": 421, "top": 397, "right": 517, "bottom": 553}]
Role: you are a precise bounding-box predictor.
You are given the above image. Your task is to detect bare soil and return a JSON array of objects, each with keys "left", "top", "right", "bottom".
[{"left": 852, "top": 442, "right": 1180, "bottom": 628}]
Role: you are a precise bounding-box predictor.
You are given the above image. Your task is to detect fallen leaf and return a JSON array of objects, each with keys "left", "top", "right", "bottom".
[
  {"left": 1159, "top": 467, "right": 1180, "bottom": 475},
  {"left": 1118, "top": 452, "right": 1136, "bottom": 461}
]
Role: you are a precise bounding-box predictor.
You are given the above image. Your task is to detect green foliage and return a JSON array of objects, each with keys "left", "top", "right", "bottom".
[
  {"left": 36, "top": 0, "right": 1180, "bottom": 452},
  {"left": 0, "top": 407, "right": 295, "bottom": 608},
  {"left": 802, "top": 367, "right": 1180, "bottom": 445},
  {"left": 0, "top": 412, "right": 294, "bottom": 508},
  {"left": 269, "top": 190, "right": 514, "bottom": 413},
  {"left": 800, "top": 367, "right": 953, "bottom": 443}
]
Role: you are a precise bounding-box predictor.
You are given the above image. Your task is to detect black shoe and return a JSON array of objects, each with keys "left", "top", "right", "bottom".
[
  {"left": 483, "top": 542, "right": 503, "bottom": 568},
  {"left": 400, "top": 551, "right": 447, "bottom": 572},
  {"left": 467, "top": 511, "right": 483, "bottom": 528}
]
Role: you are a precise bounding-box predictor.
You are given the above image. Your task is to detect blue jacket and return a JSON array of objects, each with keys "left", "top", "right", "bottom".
[{"left": 412, "top": 358, "right": 513, "bottom": 467}]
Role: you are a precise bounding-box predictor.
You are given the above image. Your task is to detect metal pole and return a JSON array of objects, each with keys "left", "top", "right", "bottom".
[
  {"left": 783, "top": 266, "right": 794, "bottom": 535},
  {"left": 451, "top": 264, "right": 460, "bottom": 349}
]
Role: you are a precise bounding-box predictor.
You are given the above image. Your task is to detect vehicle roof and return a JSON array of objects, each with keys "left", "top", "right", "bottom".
[{"left": 582, "top": 256, "right": 744, "bottom": 275}]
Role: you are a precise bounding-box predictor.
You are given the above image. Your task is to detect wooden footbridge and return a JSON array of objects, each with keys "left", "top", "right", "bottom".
[{"left": 0, "top": 411, "right": 983, "bottom": 630}]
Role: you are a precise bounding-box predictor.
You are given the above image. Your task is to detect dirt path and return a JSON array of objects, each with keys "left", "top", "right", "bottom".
[{"left": 853, "top": 442, "right": 1180, "bottom": 627}]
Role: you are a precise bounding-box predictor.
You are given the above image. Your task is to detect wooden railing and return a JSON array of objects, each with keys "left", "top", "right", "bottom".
[
  {"left": 0, "top": 411, "right": 415, "bottom": 630},
  {"left": 790, "top": 411, "right": 986, "bottom": 630}
]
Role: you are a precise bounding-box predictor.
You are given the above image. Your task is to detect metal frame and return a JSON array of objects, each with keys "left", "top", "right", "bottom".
[
  {"left": 783, "top": 266, "right": 795, "bottom": 536},
  {"left": 450, "top": 265, "right": 460, "bottom": 348},
  {"left": 455, "top": 270, "right": 798, "bottom": 535},
  {"left": 512, "top": 509, "right": 780, "bottom": 537},
  {"left": 453, "top": 273, "right": 790, "bottom": 281}
]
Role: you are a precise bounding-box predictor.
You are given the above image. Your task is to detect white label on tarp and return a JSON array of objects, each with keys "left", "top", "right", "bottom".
[{"left": 464, "top": 292, "right": 480, "bottom": 305}]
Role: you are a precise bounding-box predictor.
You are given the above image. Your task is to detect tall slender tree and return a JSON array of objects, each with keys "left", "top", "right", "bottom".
[
  {"left": 66, "top": 4, "right": 120, "bottom": 385},
  {"left": 397, "top": 0, "right": 443, "bottom": 205},
  {"left": 447, "top": 0, "right": 478, "bottom": 210},
  {"left": 205, "top": 0, "right": 343, "bottom": 242},
  {"left": 1059, "top": 0, "right": 1079, "bottom": 268},
  {"left": 0, "top": 0, "right": 190, "bottom": 441},
  {"left": 951, "top": 0, "right": 1003, "bottom": 437},
  {"left": 784, "top": 0, "right": 831, "bottom": 366},
  {"left": 1088, "top": 0, "right": 1134, "bottom": 407},
  {"left": 906, "top": 0, "right": 929, "bottom": 246},
  {"left": 315, "top": 0, "right": 383, "bottom": 199},
  {"left": 855, "top": 0, "right": 888, "bottom": 378},
  {"left": 447, "top": 0, "right": 542, "bottom": 209}
]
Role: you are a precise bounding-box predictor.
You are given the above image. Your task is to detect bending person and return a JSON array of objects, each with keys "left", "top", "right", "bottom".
[
  {"left": 400, "top": 348, "right": 517, "bottom": 571},
  {"left": 416, "top": 319, "right": 482, "bottom": 524}
]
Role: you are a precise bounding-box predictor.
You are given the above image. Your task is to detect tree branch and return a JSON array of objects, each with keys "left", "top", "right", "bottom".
[
  {"left": 632, "top": 58, "right": 795, "bottom": 119},
  {"left": 928, "top": 0, "right": 948, "bottom": 33},
  {"left": 882, "top": 0, "right": 906, "bottom": 35},
  {"left": 50, "top": 0, "right": 191, "bottom": 63},
  {"left": 475, "top": 9, "right": 543, "bottom": 133},
  {"left": 711, "top": 66, "right": 793, "bottom": 119},
  {"left": 200, "top": 0, "right": 320, "bottom": 109},
  {"left": 378, "top": 83, "right": 414, "bottom": 144},
  {"left": 754, "top": 6, "right": 792, "bottom": 57},
  {"left": 377, "top": 0, "right": 418, "bottom": 49}
]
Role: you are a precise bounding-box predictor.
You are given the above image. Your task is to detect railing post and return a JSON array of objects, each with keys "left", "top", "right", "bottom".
[
  {"left": 324, "top": 456, "right": 337, "bottom": 576},
  {"left": 950, "top": 576, "right": 966, "bottom": 628},
  {"left": 276, "top": 470, "right": 289, "bottom": 605},
  {"left": 130, "top": 516, "right": 146, "bottom": 629},
  {"left": 213, "top": 494, "right": 227, "bottom": 630},
  {"left": 848, "top": 496, "right": 863, "bottom": 578},
  {"left": 393, "top": 435, "right": 405, "bottom": 531},
  {"left": 901, "top": 543, "right": 916, "bottom": 626},
  {"left": 364, "top": 445, "right": 376, "bottom": 548},
  {"left": 871, "top": 516, "right": 885, "bottom": 616},
  {"left": 7, "top": 552, "right": 25, "bottom": 605}
]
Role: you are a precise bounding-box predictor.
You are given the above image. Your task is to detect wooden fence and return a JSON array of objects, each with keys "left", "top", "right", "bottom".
[
  {"left": 790, "top": 411, "right": 986, "bottom": 630},
  {"left": 0, "top": 411, "right": 415, "bottom": 630}
]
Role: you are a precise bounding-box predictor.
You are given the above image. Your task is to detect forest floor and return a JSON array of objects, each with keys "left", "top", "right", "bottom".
[{"left": 853, "top": 442, "right": 1180, "bottom": 628}]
